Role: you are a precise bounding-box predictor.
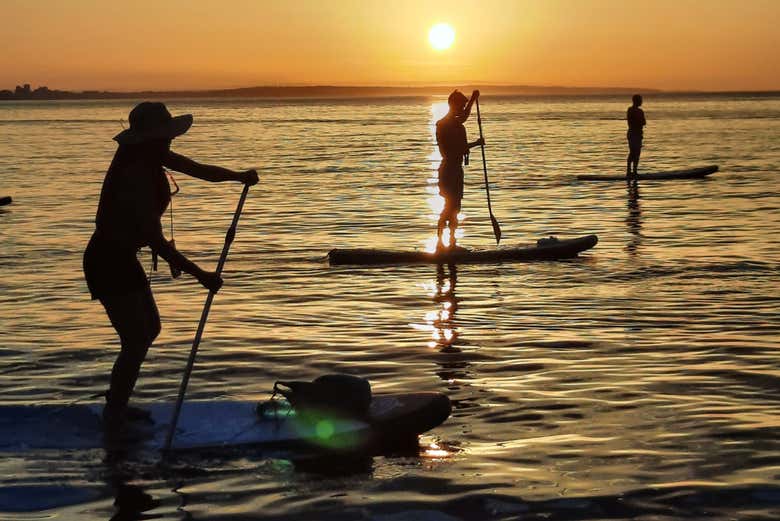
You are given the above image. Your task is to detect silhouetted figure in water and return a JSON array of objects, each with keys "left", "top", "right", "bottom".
[
  {"left": 626, "top": 94, "right": 646, "bottom": 178},
  {"left": 435, "top": 90, "right": 484, "bottom": 250},
  {"left": 83, "top": 102, "right": 258, "bottom": 435}
]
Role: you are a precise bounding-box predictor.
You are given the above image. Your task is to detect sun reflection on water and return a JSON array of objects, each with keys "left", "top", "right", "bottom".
[{"left": 422, "top": 440, "right": 452, "bottom": 459}]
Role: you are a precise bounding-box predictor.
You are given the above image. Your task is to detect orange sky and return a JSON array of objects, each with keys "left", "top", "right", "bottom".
[{"left": 2, "top": 0, "right": 779, "bottom": 91}]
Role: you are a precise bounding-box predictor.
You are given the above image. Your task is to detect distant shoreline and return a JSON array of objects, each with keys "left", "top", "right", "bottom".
[
  {"left": 2, "top": 84, "right": 778, "bottom": 102},
  {"left": 2, "top": 84, "right": 660, "bottom": 101}
]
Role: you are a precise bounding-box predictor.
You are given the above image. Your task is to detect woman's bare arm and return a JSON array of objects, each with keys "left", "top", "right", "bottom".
[
  {"left": 164, "top": 151, "right": 257, "bottom": 184},
  {"left": 148, "top": 229, "right": 223, "bottom": 292}
]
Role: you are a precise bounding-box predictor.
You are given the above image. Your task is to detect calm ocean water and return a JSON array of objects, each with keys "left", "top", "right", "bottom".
[{"left": 1, "top": 93, "right": 779, "bottom": 520}]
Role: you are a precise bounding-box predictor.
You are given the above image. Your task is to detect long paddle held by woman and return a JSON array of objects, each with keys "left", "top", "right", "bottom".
[{"left": 164, "top": 182, "right": 252, "bottom": 453}]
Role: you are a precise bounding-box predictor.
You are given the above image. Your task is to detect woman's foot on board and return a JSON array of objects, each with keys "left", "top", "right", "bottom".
[
  {"left": 125, "top": 404, "right": 152, "bottom": 423},
  {"left": 102, "top": 406, "right": 154, "bottom": 443}
]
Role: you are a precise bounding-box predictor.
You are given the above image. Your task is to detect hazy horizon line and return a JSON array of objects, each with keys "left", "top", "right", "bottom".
[{"left": 4, "top": 83, "right": 780, "bottom": 101}]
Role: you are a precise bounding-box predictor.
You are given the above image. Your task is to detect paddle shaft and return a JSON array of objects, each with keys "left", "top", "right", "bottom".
[
  {"left": 475, "top": 98, "right": 501, "bottom": 244},
  {"left": 163, "top": 183, "right": 250, "bottom": 453}
]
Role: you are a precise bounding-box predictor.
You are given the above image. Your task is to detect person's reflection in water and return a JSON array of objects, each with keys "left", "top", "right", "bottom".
[
  {"left": 626, "top": 181, "right": 643, "bottom": 256},
  {"left": 430, "top": 264, "right": 460, "bottom": 353},
  {"left": 426, "top": 264, "right": 473, "bottom": 383},
  {"left": 110, "top": 484, "right": 161, "bottom": 521},
  {"left": 102, "top": 452, "right": 163, "bottom": 521}
]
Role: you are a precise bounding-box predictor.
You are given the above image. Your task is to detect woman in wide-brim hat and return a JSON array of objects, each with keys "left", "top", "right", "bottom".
[{"left": 83, "top": 101, "right": 258, "bottom": 434}]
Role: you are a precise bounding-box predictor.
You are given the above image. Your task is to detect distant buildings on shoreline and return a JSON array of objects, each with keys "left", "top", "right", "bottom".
[{"left": 0, "top": 84, "right": 118, "bottom": 100}]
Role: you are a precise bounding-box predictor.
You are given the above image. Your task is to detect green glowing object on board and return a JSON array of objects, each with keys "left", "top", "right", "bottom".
[{"left": 316, "top": 419, "right": 335, "bottom": 440}]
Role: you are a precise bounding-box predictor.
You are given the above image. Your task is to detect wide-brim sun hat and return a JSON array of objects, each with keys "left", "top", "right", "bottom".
[{"left": 113, "top": 101, "right": 193, "bottom": 145}]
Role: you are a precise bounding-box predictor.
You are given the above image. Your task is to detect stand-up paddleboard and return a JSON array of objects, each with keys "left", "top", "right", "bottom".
[
  {"left": 577, "top": 165, "right": 718, "bottom": 181},
  {"left": 328, "top": 234, "right": 598, "bottom": 266},
  {"left": 0, "top": 196, "right": 11, "bottom": 206},
  {"left": 0, "top": 393, "right": 450, "bottom": 452}
]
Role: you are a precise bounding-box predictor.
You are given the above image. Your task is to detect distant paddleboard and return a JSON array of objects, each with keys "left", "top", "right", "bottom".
[
  {"left": 328, "top": 234, "right": 598, "bottom": 266},
  {"left": 577, "top": 165, "right": 718, "bottom": 181},
  {"left": 0, "top": 196, "right": 11, "bottom": 206},
  {"left": 0, "top": 393, "right": 451, "bottom": 452}
]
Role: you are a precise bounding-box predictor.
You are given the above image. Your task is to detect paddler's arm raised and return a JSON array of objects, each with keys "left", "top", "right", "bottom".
[
  {"left": 458, "top": 90, "right": 480, "bottom": 122},
  {"left": 164, "top": 151, "right": 258, "bottom": 185}
]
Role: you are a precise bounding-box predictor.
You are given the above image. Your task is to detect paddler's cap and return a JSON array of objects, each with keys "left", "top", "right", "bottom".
[
  {"left": 448, "top": 90, "right": 468, "bottom": 108},
  {"left": 113, "top": 102, "right": 193, "bottom": 144}
]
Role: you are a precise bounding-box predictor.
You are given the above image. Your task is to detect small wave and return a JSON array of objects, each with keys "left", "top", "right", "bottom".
[
  {"left": 240, "top": 483, "right": 780, "bottom": 520},
  {"left": 606, "top": 259, "right": 779, "bottom": 283}
]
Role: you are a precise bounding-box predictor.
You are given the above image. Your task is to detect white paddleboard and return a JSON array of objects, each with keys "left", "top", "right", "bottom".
[{"left": 0, "top": 393, "right": 450, "bottom": 452}]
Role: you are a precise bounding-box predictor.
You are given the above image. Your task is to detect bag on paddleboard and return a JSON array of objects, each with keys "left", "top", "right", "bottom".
[
  {"left": 536, "top": 236, "right": 559, "bottom": 247},
  {"left": 257, "top": 374, "right": 372, "bottom": 420}
]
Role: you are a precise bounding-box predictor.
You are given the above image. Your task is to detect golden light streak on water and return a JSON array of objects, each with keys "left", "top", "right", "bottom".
[{"left": 422, "top": 441, "right": 452, "bottom": 459}]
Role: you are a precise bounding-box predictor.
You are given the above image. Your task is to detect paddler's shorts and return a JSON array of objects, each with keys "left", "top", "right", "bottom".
[
  {"left": 83, "top": 232, "right": 148, "bottom": 300},
  {"left": 627, "top": 131, "right": 643, "bottom": 154}
]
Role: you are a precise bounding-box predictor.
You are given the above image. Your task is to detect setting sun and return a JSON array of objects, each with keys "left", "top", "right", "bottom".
[{"left": 428, "top": 23, "right": 455, "bottom": 51}]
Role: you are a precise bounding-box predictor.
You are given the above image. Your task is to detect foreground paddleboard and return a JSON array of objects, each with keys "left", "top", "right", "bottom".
[
  {"left": 0, "top": 393, "right": 450, "bottom": 452},
  {"left": 577, "top": 165, "right": 718, "bottom": 181},
  {"left": 328, "top": 234, "right": 598, "bottom": 266},
  {"left": 0, "top": 196, "right": 12, "bottom": 206}
]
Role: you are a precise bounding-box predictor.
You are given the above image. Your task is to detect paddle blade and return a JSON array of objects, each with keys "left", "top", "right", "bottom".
[{"left": 491, "top": 215, "right": 502, "bottom": 245}]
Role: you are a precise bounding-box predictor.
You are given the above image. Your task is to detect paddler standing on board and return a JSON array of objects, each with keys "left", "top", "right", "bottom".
[
  {"left": 83, "top": 102, "right": 258, "bottom": 436},
  {"left": 626, "top": 94, "right": 646, "bottom": 179},
  {"left": 435, "top": 89, "right": 484, "bottom": 251}
]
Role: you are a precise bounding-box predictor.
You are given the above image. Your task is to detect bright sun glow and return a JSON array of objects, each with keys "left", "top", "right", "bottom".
[{"left": 429, "top": 23, "right": 455, "bottom": 50}]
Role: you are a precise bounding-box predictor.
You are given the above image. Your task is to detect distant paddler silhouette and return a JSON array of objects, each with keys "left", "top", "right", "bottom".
[
  {"left": 435, "top": 89, "right": 500, "bottom": 250},
  {"left": 626, "top": 94, "right": 646, "bottom": 179}
]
